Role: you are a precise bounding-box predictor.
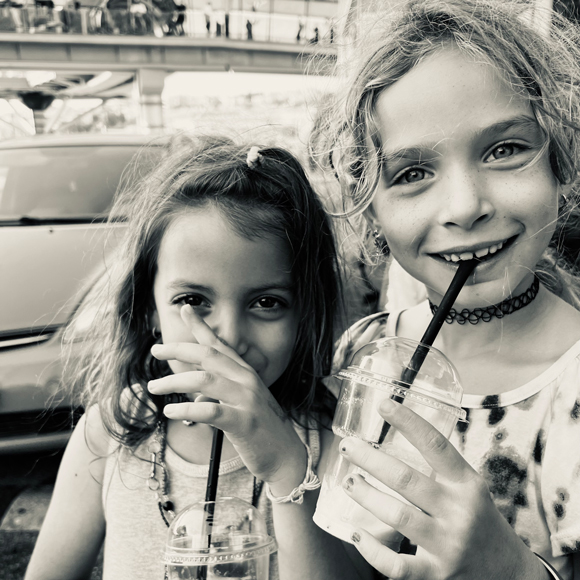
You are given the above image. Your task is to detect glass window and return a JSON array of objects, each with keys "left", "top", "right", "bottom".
[{"left": 0, "top": 145, "right": 158, "bottom": 220}]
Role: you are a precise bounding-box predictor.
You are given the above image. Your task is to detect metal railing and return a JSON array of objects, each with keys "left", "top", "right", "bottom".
[{"left": 0, "top": 3, "right": 337, "bottom": 44}]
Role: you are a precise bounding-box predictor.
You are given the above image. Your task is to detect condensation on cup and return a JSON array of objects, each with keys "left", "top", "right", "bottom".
[
  {"left": 313, "top": 337, "right": 467, "bottom": 547},
  {"left": 163, "top": 497, "right": 277, "bottom": 580}
]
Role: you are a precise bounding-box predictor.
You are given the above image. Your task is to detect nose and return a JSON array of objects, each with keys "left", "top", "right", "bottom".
[
  {"left": 206, "top": 307, "right": 249, "bottom": 356},
  {"left": 438, "top": 164, "right": 495, "bottom": 230}
]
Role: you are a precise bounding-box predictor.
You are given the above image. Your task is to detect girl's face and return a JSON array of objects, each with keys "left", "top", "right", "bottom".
[
  {"left": 152, "top": 205, "right": 299, "bottom": 388},
  {"left": 371, "top": 46, "right": 562, "bottom": 307}
]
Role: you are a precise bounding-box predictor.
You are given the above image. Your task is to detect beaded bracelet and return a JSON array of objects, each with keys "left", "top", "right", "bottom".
[
  {"left": 534, "top": 553, "right": 564, "bottom": 580},
  {"left": 265, "top": 443, "right": 321, "bottom": 505}
]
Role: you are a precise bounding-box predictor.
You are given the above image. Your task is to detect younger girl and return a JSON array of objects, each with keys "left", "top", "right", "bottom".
[
  {"left": 312, "top": 1, "right": 580, "bottom": 579},
  {"left": 25, "top": 136, "right": 366, "bottom": 580}
]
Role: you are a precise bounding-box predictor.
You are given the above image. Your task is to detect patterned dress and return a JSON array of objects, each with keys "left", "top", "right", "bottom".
[{"left": 328, "top": 309, "right": 580, "bottom": 580}]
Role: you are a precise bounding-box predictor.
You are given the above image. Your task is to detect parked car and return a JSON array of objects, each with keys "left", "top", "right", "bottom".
[{"left": 0, "top": 133, "right": 163, "bottom": 453}]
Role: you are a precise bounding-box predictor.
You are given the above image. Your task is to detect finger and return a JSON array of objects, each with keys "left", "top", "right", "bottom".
[
  {"left": 151, "top": 342, "right": 253, "bottom": 383},
  {"left": 342, "top": 472, "right": 437, "bottom": 550},
  {"left": 339, "top": 437, "right": 441, "bottom": 516},
  {"left": 148, "top": 371, "right": 213, "bottom": 395},
  {"left": 164, "top": 402, "right": 252, "bottom": 438},
  {"left": 164, "top": 401, "right": 239, "bottom": 433},
  {"left": 147, "top": 372, "right": 244, "bottom": 405},
  {"left": 378, "top": 398, "right": 476, "bottom": 483},
  {"left": 350, "top": 527, "right": 416, "bottom": 580},
  {"left": 180, "top": 305, "right": 252, "bottom": 371}
]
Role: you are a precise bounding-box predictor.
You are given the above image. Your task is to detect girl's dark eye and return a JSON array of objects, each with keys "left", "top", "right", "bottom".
[
  {"left": 255, "top": 296, "right": 282, "bottom": 309},
  {"left": 175, "top": 294, "right": 208, "bottom": 309},
  {"left": 395, "top": 168, "right": 426, "bottom": 184}
]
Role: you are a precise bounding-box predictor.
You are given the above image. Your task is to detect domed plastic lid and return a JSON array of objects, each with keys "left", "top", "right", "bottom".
[
  {"left": 163, "top": 497, "right": 277, "bottom": 566},
  {"left": 338, "top": 337, "right": 466, "bottom": 421}
]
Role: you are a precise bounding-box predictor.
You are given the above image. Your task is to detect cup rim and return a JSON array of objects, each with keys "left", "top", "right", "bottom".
[
  {"left": 163, "top": 535, "right": 277, "bottom": 564},
  {"left": 337, "top": 368, "right": 468, "bottom": 422}
]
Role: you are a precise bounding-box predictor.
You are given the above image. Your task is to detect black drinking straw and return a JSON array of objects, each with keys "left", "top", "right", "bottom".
[
  {"left": 376, "top": 259, "right": 478, "bottom": 445},
  {"left": 205, "top": 427, "right": 224, "bottom": 505},
  {"left": 198, "top": 427, "right": 224, "bottom": 580}
]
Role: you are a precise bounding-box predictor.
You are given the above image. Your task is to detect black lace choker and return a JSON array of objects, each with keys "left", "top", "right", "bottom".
[{"left": 429, "top": 276, "right": 540, "bottom": 325}]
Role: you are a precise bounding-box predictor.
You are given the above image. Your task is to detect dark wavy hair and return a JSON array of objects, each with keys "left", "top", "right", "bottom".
[
  {"left": 310, "top": 0, "right": 580, "bottom": 306},
  {"left": 66, "top": 135, "right": 343, "bottom": 448}
]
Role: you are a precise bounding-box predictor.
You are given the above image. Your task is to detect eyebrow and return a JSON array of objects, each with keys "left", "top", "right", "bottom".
[
  {"left": 166, "top": 280, "right": 294, "bottom": 293},
  {"left": 380, "top": 115, "right": 541, "bottom": 165}
]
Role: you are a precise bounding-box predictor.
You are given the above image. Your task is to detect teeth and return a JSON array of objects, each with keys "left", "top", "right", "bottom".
[{"left": 440, "top": 239, "right": 509, "bottom": 262}]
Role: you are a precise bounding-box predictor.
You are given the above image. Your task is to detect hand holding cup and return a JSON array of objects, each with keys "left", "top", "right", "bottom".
[{"left": 340, "top": 399, "right": 548, "bottom": 580}]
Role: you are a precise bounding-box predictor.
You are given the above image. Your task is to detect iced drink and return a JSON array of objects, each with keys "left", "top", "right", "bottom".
[
  {"left": 313, "top": 337, "right": 466, "bottom": 546},
  {"left": 163, "top": 497, "right": 276, "bottom": 580}
]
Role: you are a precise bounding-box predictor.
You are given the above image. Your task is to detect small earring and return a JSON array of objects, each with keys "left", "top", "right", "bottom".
[
  {"left": 372, "top": 229, "right": 390, "bottom": 258},
  {"left": 152, "top": 327, "right": 161, "bottom": 340},
  {"left": 560, "top": 192, "right": 570, "bottom": 209}
]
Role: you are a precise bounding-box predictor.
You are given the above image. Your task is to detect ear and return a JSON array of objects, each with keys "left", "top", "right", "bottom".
[
  {"left": 559, "top": 182, "right": 574, "bottom": 210},
  {"left": 363, "top": 203, "right": 381, "bottom": 233},
  {"left": 151, "top": 309, "right": 161, "bottom": 332}
]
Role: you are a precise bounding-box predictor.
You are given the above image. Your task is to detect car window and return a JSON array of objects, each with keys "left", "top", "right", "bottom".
[{"left": 0, "top": 145, "right": 158, "bottom": 220}]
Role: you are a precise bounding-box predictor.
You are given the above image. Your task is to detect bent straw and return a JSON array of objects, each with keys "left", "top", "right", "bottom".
[
  {"left": 198, "top": 427, "right": 224, "bottom": 580},
  {"left": 377, "top": 259, "right": 478, "bottom": 445}
]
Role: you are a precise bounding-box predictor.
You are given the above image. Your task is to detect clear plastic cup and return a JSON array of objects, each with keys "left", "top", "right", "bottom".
[
  {"left": 313, "top": 337, "right": 466, "bottom": 547},
  {"left": 163, "top": 497, "right": 277, "bottom": 580}
]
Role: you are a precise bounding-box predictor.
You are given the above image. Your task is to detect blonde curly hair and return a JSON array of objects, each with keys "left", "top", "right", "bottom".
[{"left": 310, "top": 0, "right": 580, "bottom": 307}]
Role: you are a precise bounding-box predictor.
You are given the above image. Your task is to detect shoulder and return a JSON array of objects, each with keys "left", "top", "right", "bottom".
[
  {"left": 81, "top": 404, "right": 117, "bottom": 459},
  {"left": 332, "top": 311, "right": 391, "bottom": 373},
  {"left": 535, "top": 289, "right": 580, "bottom": 359},
  {"left": 55, "top": 406, "right": 116, "bottom": 488}
]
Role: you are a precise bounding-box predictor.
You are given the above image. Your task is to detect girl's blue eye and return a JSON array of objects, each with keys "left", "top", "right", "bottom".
[
  {"left": 491, "top": 144, "right": 514, "bottom": 159},
  {"left": 395, "top": 167, "right": 427, "bottom": 185}
]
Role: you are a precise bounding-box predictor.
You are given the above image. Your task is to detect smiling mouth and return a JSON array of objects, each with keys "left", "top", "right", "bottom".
[{"left": 434, "top": 235, "right": 518, "bottom": 264}]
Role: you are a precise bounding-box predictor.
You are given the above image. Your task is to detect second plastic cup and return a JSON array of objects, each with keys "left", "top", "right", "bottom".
[
  {"left": 313, "top": 336, "right": 466, "bottom": 546},
  {"left": 163, "top": 497, "right": 277, "bottom": 580}
]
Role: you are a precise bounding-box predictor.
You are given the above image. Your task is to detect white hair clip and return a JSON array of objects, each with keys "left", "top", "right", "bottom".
[{"left": 246, "top": 146, "right": 262, "bottom": 169}]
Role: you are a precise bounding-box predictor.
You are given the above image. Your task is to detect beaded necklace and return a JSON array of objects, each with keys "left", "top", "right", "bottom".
[
  {"left": 148, "top": 419, "right": 263, "bottom": 527},
  {"left": 429, "top": 276, "right": 540, "bottom": 325}
]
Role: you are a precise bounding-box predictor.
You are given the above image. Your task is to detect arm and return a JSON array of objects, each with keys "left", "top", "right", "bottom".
[
  {"left": 270, "top": 426, "right": 376, "bottom": 580},
  {"left": 25, "top": 408, "right": 108, "bottom": 580}
]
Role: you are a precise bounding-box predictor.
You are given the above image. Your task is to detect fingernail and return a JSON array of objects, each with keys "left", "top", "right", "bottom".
[
  {"left": 181, "top": 304, "right": 195, "bottom": 317},
  {"left": 380, "top": 397, "right": 397, "bottom": 414},
  {"left": 351, "top": 532, "right": 361, "bottom": 544},
  {"left": 151, "top": 344, "right": 162, "bottom": 354},
  {"left": 164, "top": 405, "right": 177, "bottom": 418},
  {"left": 147, "top": 381, "right": 159, "bottom": 393},
  {"left": 343, "top": 476, "right": 355, "bottom": 491}
]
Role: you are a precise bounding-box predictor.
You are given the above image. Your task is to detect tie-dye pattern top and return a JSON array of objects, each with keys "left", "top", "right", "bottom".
[{"left": 328, "top": 309, "right": 580, "bottom": 580}]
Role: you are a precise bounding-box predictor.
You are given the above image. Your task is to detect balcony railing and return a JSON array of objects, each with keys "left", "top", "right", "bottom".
[{"left": 0, "top": 3, "right": 337, "bottom": 44}]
